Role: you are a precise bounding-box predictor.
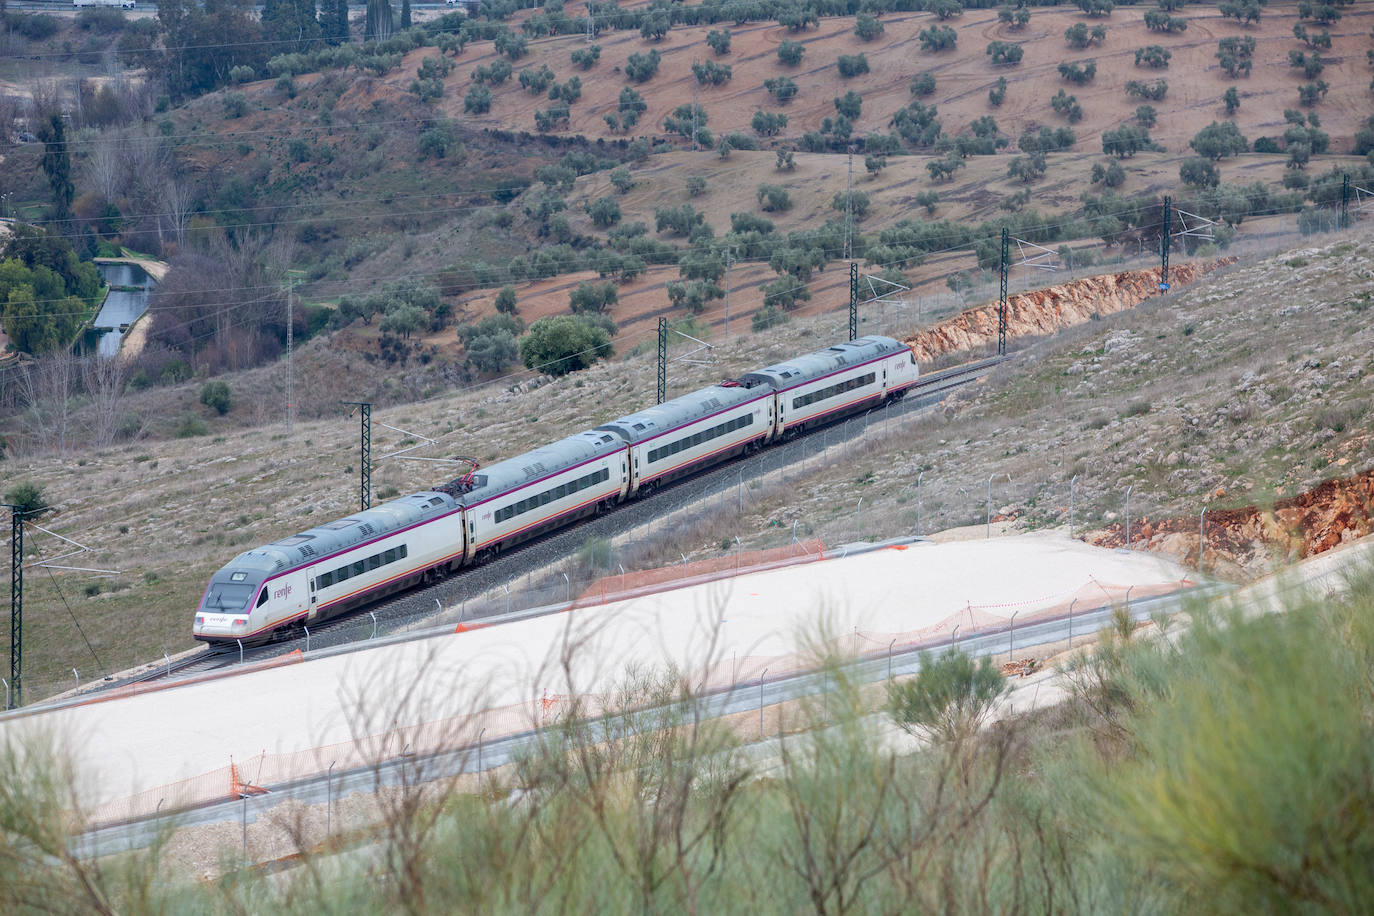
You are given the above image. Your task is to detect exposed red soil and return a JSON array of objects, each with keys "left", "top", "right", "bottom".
[
  {"left": 1085, "top": 469, "right": 1374, "bottom": 576},
  {"left": 578, "top": 538, "right": 828, "bottom": 602},
  {"left": 902, "top": 256, "right": 1236, "bottom": 360}
]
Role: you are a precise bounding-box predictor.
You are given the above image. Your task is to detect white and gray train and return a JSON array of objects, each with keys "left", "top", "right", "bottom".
[{"left": 194, "top": 336, "right": 918, "bottom": 644}]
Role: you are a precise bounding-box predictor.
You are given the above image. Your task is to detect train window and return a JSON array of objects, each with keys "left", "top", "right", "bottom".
[
  {"left": 792, "top": 372, "right": 876, "bottom": 410},
  {"left": 319, "top": 571, "right": 332, "bottom": 588},
  {"left": 352, "top": 561, "right": 365, "bottom": 576},
  {"left": 256, "top": 589, "right": 269, "bottom": 608},
  {"left": 368, "top": 555, "right": 382, "bottom": 571},
  {"left": 384, "top": 548, "right": 397, "bottom": 564},
  {"left": 647, "top": 413, "right": 754, "bottom": 463},
  {"left": 399, "top": 544, "right": 408, "bottom": 558}
]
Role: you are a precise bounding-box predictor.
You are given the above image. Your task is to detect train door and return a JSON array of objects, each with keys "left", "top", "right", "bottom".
[{"left": 307, "top": 576, "right": 318, "bottom": 620}]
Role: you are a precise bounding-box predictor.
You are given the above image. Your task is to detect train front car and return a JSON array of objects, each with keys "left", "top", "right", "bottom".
[
  {"left": 193, "top": 551, "right": 293, "bottom": 643},
  {"left": 193, "top": 491, "right": 465, "bottom": 644},
  {"left": 739, "top": 335, "right": 918, "bottom": 438}
]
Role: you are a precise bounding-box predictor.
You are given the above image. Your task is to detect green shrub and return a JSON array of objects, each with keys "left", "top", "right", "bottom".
[
  {"left": 3, "top": 481, "right": 51, "bottom": 518},
  {"left": 837, "top": 54, "right": 869, "bottom": 78},
  {"left": 887, "top": 648, "right": 1005, "bottom": 744},
  {"left": 625, "top": 50, "right": 661, "bottom": 83},
  {"left": 222, "top": 92, "right": 248, "bottom": 118},
  {"left": 199, "top": 380, "right": 232, "bottom": 415},
  {"left": 777, "top": 40, "right": 804, "bottom": 66}
]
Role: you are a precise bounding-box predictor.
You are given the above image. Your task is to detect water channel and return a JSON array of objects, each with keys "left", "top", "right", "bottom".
[{"left": 92, "top": 262, "right": 156, "bottom": 357}]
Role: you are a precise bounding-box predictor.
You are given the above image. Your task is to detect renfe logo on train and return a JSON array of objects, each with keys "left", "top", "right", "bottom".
[{"left": 273, "top": 584, "right": 293, "bottom": 601}]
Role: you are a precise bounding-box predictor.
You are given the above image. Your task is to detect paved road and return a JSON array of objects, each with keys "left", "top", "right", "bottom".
[{"left": 76, "top": 579, "right": 1224, "bottom": 859}]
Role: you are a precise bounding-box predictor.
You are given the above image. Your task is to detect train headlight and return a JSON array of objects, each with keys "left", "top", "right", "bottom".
[
  {"left": 232, "top": 618, "right": 248, "bottom": 629},
  {"left": 195, "top": 616, "right": 204, "bottom": 626}
]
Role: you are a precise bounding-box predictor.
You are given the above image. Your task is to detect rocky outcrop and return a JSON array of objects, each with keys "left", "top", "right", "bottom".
[
  {"left": 904, "top": 258, "right": 1237, "bottom": 361},
  {"left": 1084, "top": 469, "right": 1374, "bottom": 576}
]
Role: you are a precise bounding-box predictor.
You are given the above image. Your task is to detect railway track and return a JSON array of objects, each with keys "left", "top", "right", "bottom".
[{"left": 115, "top": 355, "right": 1008, "bottom": 689}]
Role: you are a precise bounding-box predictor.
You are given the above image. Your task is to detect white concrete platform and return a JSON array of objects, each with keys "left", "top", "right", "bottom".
[{"left": 1, "top": 534, "right": 1194, "bottom": 820}]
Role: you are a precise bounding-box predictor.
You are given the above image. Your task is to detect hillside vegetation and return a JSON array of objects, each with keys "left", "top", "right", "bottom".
[{"left": 2, "top": 1, "right": 1372, "bottom": 402}]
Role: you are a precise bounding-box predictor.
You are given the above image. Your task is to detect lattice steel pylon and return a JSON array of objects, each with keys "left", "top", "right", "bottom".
[
  {"left": 998, "top": 228, "right": 1009, "bottom": 356},
  {"left": 7, "top": 506, "right": 23, "bottom": 709},
  {"left": 657, "top": 317, "right": 668, "bottom": 404},
  {"left": 849, "top": 262, "right": 858, "bottom": 341},
  {"left": 1340, "top": 173, "right": 1351, "bottom": 229},
  {"left": 1161, "top": 195, "right": 1171, "bottom": 294},
  {"left": 342, "top": 402, "right": 372, "bottom": 510}
]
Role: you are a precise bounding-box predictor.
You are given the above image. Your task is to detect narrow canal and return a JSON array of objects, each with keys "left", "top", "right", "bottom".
[{"left": 92, "top": 262, "right": 156, "bottom": 357}]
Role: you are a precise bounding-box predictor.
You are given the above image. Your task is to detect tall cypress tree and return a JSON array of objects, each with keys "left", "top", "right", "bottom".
[
  {"left": 365, "top": 0, "right": 392, "bottom": 42},
  {"left": 400, "top": 0, "right": 410, "bottom": 29},
  {"left": 326, "top": 0, "right": 349, "bottom": 43},
  {"left": 35, "top": 114, "right": 73, "bottom": 224}
]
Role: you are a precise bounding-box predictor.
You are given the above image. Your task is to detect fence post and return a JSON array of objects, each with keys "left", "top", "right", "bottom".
[
  {"left": 758, "top": 668, "right": 768, "bottom": 737},
  {"left": 1069, "top": 474, "right": 1078, "bottom": 539},
  {"left": 916, "top": 471, "right": 924, "bottom": 536},
  {"left": 1125, "top": 485, "right": 1133, "bottom": 550},
  {"left": 1198, "top": 507, "right": 1207, "bottom": 565},
  {"left": 326, "top": 760, "right": 335, "bottom": 836}
]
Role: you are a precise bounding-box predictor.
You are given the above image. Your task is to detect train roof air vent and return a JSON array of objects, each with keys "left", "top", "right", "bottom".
[{"left": 428, "top": 497, "right": 444, "bottom": 507}]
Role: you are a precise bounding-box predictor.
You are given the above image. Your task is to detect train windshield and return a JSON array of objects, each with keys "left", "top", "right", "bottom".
[{"left": 202, "top": 582, "right": 256, "bottom": 610}]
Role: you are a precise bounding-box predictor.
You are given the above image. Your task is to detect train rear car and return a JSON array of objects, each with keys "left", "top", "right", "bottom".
[{"left": 740, "top": 336, "right": 917, "bottom": 437}]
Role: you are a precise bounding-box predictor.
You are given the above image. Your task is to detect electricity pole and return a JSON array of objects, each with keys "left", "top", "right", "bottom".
[
  {"left": 656, "top": 317, "right": 667, "bottom": 404},
  {"left": 1340, "top": 173, "right": 1351, "bottom": 230},
  {"left": 848, "top": 262, "right": 858, "bottom": 341},
  {"left": 998, "top": 228, "right": 1008, "bottom": 356},
  {"left": 843, "top": 148, "right": 854, "bottom": 261},
  {"left": 1160, "top": 195, "right": 1171, "bottom": 294},
  {"left": 341, "top": 402, "right": 371, "bottom": 511},
  {"left": 691, "top": 64, "right": 699, "bottom": 152},
  {"left": 5, "top": 504, "right": 26, "bottom": 709},
  {"left": 724, "top": 247, "right": 735, "bottom": 345},
  {"left": 285, "top": 278, "right": 294, "bottom": 434}
]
